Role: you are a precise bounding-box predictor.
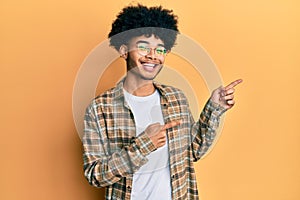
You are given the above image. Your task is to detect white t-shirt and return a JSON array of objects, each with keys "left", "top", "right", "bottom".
[{"left": 123, "top": 89, "right": 172, "bottom": 200}]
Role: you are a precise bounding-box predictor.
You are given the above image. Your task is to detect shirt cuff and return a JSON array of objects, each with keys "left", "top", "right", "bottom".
[
  {"left": 205, "top": 98, "right": 227, "bottom": 118},
  {"left": 134, "top": 133, "right": 157, "bottom": 157}
]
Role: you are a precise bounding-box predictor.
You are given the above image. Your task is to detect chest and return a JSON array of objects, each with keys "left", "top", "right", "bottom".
[{"left": 102, "top": 96, "right": 191, "bottom": 154}]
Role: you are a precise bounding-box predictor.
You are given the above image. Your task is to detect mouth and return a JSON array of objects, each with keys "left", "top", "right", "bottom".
[{"left": 141, "top": 62, "right": 159, "bottom": 72}]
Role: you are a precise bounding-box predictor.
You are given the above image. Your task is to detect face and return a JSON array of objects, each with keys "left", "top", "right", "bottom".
[{"left": 122, "top": 35, "right": 168, "bottom": 81}]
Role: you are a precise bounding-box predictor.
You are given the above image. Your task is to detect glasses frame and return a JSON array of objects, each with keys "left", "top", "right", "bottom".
[{"left": 135, "top": 43, "right": 168, "bottom": 57}]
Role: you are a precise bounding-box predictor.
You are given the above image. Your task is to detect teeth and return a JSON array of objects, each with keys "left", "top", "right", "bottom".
[{"left": 143, "top": 63, "right": 155, "bottom": 67}]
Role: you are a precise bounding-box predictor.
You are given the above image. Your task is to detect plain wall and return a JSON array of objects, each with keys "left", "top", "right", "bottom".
[{"left": 1, "top": 0, "right": 299, "bottom": 199}]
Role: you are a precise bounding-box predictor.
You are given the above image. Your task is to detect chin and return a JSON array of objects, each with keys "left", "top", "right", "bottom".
[
  {"left": 139, "top": 75, "right": 157, "bottom": 81},
  {"left": 140, "top": 66, "right": 163, "bottom": 80}
]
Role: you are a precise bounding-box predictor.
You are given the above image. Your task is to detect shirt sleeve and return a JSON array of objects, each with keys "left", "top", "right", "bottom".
[
  {"left": 190, "top": 98, "right": 227, "bottom": 161},
  {"left": 82, "top": 103, "right": 157, "bottom": 188}
]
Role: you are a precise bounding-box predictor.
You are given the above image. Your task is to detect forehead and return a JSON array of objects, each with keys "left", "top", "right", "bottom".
[{"left": 128, "top": 34, "right": 165, "bottom": 46}]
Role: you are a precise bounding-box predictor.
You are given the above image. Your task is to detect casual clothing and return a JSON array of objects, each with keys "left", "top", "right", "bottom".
[
  {"left": 83, "top": 79, "right": 226, "bottom": 200},
  {"left": 123, "top": 89, "right": 172, "bottom": 200}
]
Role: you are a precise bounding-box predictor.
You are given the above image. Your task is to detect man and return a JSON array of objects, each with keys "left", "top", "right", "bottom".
[{"left": 83, "top": 4, "right": 242, "bottom": 200}]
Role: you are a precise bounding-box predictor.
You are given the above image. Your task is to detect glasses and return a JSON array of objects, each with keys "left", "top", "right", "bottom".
[{"left": 135, "top": 43, "right": 167, "bottom": 56}]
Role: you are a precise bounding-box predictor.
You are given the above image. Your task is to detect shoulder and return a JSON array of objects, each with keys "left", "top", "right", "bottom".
[
  {"left": 155, "top": 82, "right": 187, "bottom": 99},
  {"left": 94, "top": 87, "right": 118, "bottom": 103},
  {"left": 86, "top": 86, "right": 121, "bottom": 112}
]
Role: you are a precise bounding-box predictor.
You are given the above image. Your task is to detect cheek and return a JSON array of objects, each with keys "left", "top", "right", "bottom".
[
  {"left": 126, "top": 55, "right": 142, "bottom": 71},
  {"left": 127, "top": 53, "right": 141, "bottom": 64},
  {"left": 157, "top": 57, "right": 165, "bottom": 65}
]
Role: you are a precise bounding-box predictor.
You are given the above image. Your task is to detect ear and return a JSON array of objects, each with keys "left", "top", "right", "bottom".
[{"left": 119, "top": 45, "right": 128, "bottom": 59}]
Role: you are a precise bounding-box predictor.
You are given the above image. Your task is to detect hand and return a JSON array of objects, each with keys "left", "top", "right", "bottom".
[
  {"left": 210, "top": 79, "right": 243, "bottom": 110},
  {"left": 145, "top": 120, "right": 181, "bottom": 149}
]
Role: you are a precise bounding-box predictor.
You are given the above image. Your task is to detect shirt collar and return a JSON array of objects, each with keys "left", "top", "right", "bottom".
[{"left": 113, "top": 78, "right": 168, "bottom": 99}]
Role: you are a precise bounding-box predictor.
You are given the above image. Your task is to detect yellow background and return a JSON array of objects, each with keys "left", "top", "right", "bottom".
[{"left": 1, "top": 0, "right": 299, "bottom": 199}]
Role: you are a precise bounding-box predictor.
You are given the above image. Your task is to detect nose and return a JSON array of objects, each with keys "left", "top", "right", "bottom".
[{"left": 145, "top": 48, "right": 156, "bottom": 59}]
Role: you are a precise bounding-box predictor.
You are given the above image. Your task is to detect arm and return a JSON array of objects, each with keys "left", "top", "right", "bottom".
[
  {"left": 82, "top": 103, "right": 157, "bottom": 188},
  {"left": 191, "top": 79, "right": 243, "bottom": 160},
  {"left": 190, "top": 99, "right": 227, "bottom": 160}
]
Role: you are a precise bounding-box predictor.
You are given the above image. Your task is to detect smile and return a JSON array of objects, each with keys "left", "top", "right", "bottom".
[
  {"left": 141, "top": 63, "right": 159, "bottom": 72},
  {"left": 143, "top": 63, "right": 156, "bottom": 67}
]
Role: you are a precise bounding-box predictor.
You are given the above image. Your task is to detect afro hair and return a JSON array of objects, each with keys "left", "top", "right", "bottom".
[{"left": 108, "top": 4, "right": 179, "bottom": 51}]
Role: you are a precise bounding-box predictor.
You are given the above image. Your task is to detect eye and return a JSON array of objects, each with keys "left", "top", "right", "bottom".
[
  {"left": 137, "top": 44, "right": 149, "bottom": 52},
  {"left": 156, "top": 47, "right": 167, "bottom": 55}
]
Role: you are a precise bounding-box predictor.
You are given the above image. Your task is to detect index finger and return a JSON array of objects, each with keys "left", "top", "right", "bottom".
[
  {"left": 161, "top": 120, "right": 182, "bottom": 131},
  {"left": 225, "top": 79, "right": 243, "bottom": 90}
]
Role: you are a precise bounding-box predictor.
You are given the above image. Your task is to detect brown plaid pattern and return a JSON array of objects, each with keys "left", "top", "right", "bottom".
[{"left": 83, "top": 79, "right": 226, "bottom": 200}]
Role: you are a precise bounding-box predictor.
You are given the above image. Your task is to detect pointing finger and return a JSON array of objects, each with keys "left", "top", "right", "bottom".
[
  {"left": 225, "top": 79, "right": 243, "bottom": 90},
  {"left": 161, "top": 120, "right": 182, "bottom": 131}
]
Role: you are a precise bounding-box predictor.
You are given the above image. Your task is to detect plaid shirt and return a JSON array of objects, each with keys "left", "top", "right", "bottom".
[{"left": 83, "top": 79, "right": 226, "bottom": 200}]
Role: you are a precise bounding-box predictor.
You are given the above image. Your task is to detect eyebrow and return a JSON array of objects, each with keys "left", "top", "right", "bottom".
[{"left": 136, "top": 40, "right": 165, "bottom": 47}]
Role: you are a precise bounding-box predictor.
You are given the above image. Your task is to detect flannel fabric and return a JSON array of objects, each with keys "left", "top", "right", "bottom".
[{"left": 83, "top": 79, "right": 226, "bottom": 200}]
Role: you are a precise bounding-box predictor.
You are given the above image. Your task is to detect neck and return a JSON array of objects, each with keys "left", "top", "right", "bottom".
[{"left": 123, "top": 76, "right": 155, "bottom": 97}]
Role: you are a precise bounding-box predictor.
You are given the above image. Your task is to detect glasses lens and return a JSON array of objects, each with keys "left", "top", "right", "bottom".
[
  {"left": 156, "top": 47, "right": 167, "bottom": 55},
  {"left": 137, "top": 44, "right": 149, "bottom": 55}
]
